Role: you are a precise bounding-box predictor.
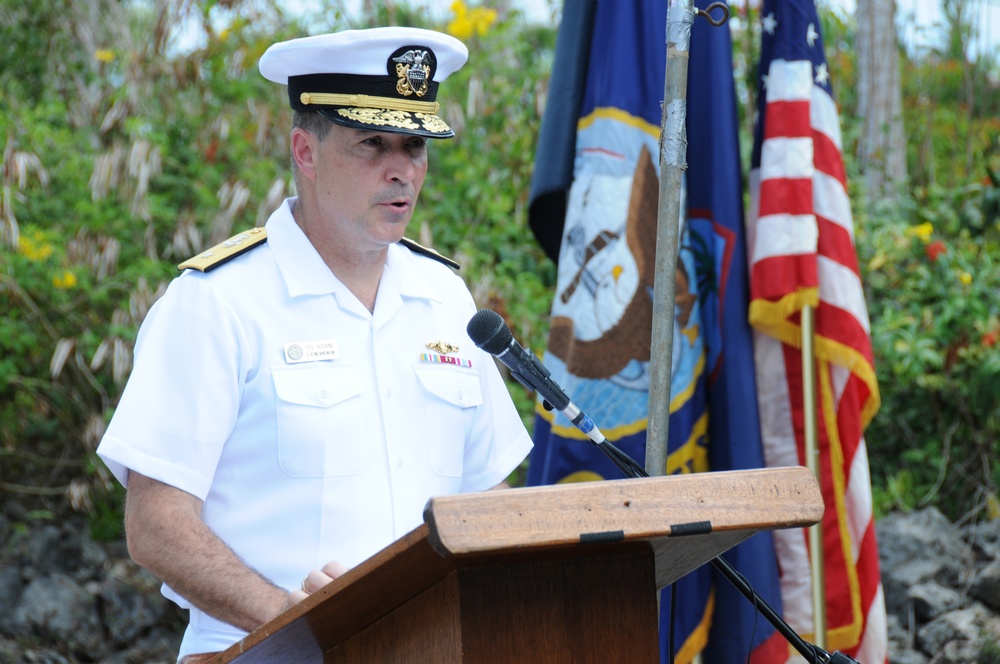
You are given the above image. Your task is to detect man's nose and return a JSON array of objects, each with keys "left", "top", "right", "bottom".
[{"left": 386, "top": 145, "right": 420, "bottom": 183}]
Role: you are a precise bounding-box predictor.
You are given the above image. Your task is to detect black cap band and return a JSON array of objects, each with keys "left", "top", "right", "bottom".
[{"left": 288, "top": 74, "right": 441, "bottom": 111}]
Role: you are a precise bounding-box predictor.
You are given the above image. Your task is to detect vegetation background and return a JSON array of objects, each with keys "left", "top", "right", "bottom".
[{"left": 0, "top": 0, "right": 998, "bottom": 543}]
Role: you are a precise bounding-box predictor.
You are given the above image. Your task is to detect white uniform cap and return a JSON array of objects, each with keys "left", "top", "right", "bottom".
[{"left": 259, "top": 27, "right": 469, "bottom": 138}]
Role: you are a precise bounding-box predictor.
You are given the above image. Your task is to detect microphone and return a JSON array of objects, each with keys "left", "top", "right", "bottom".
[
  {"left": 466, "top": 308, "right": 570, "bottom": 412},
  {"left": 466, "top": 309, "right": 646, "bottom": 478}
]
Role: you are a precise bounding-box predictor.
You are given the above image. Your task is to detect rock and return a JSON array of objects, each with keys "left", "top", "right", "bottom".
[
  {"left": 10, "top": 573, "right": 107, "bottom": 659},
  {"left": 18, "top": 650, "right": 72, "bottom": 663},
  {"left": 0, "top": 637, "right": 23, "bottom": 663},
  {"left": 939, "top": 639, "right": 982, "bottom": 664},
  {"left": 916, "top": 607, "right": 984, "bottom": 655},
  {"left": 963, "top": 518, "right": 1000, "bottom": 561},
  {"left": 0, "top": 502, "right": 995, "bottom": 663},
  {"left": 883, "top": 558, "right": 946, "bottom": 614},
  {"left": 878, "top": 508, "right": 974, "bottom": 586},
  {"left": 0, "top": 566, "right": 25, "bottom": 629},
  {"left": 23, "top": 525, "right": 82, "bottom": 576},
  {"left": 889, "top": 649, "right": 929, "bottom": 664},
  {"left": 907, "top": 581, "right": 964, "bottom": 621},
  {"left": 100, "top": 578, "right": 170, "bottom": 646},
  {"left": 971, "top": 559, "right": 1000, "bottom": 611}
]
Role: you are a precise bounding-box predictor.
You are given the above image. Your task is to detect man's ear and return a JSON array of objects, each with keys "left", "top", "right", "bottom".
[{"left": 291, "top": 128, "right": 317, "bottom": 181}]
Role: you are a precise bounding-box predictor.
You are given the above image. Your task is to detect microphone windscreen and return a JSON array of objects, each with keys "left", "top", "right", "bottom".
[{"left": 466, "top": 309, "right": 512, "bottom": 355}]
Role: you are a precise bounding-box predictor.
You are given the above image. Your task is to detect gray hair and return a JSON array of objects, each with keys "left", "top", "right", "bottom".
[
  {"left": 290, "top": 111, "right": 334, "bottom": 189},
  {"left": 292, "top": 110, "right": 334, "bottom": 140}
]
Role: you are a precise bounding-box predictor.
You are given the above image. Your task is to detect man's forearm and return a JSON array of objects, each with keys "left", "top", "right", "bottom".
[{"left": 125, "top": 471, "right": 290, "bottom": 632}]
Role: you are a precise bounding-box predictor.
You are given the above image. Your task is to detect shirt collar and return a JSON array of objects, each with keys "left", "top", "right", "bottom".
[
  {"left": 384, "top": 243, "right": 441, "bottom": 303},
  {"left": 266, "top": 199, "right": 341, "bottom": 298},
  {"left": 266, "top": 198, "right": 441, "bottom": 304}
]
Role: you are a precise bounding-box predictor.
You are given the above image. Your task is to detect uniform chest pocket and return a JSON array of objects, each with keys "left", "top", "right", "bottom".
[
  {"left": 414, "top": 366, "right": 484, "bottom": 477},
  {"left": 272, "top": 365, "right": 368, "bottom": 477}
]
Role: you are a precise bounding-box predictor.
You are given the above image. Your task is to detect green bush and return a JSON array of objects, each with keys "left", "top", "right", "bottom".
[
  {"left": 859, "top": 152, "right": 1000, "bottom": 519},
  {"left": 2, "top": 0, "right": 998, "bottom": 540},
  {"left": 0, "top": 0, "right": 554, "bottom": 532}
]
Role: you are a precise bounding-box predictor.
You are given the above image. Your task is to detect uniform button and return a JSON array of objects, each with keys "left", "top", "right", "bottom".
[
  {"left": 319, "top": 389, "right": 330, "bottom": 400},
  {"left": 385, "top": 388, "right": 392, "bottom": 399},
  {"left": 457, "top": 390, "right": 464, "bottom": 403}
]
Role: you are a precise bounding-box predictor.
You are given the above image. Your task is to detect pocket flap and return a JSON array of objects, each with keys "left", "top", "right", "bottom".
[
  {"left": 414, "top": 366, "right": 484, "bottom": 408},
  {"left": 272, "top": 365, "right": 363, "bottom": 408}
]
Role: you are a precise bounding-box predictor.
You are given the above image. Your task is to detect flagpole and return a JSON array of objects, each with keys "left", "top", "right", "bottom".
[
  {"left": 647, "top": 3, "right": 690, "bottom": 657},
  {"left": 649, "top": 5, "right": 727, "bottom": 662},
  {"left": 802, "top": 304, "right": 828, "bottom": 649},
  {"left": 646, "top": 0, "right": 696, "bottom": 477}
]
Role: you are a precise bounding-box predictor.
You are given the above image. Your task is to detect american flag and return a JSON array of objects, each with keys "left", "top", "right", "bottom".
[{"left": 746, "top": 0, "right": 888, "bottom": 661}]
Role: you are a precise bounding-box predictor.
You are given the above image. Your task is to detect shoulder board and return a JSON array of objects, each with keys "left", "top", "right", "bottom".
[
  {"left": 178, "top": 228, "right": 268, "bottom": 272},
  {"left": 399, "top": 237, "right": 460, "bottom": 270}
]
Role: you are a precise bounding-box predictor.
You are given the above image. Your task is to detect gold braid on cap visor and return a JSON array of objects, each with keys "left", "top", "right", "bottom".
[{"left": 299, "top": 92, "right": 440, "bottom": 114}]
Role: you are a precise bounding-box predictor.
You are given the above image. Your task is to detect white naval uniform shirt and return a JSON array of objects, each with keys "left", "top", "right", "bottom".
[{"left": 97, "top": 198, "right": 533, "bottom": 657}]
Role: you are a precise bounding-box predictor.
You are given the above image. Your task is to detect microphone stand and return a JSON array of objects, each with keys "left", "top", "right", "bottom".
[
  {"left": 540, "top": 399, "right": 859, "bottom": 664},
  {"left": 467, "top": 310, "right": 856, "bottom": 663}
]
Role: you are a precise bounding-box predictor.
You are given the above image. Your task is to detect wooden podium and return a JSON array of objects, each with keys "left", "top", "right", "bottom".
[{"left": 208, "top": 467, "right": 822, "bottom": 663}]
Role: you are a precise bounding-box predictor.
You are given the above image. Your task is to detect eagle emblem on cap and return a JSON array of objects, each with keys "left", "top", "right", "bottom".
[{"left": 392, "top": 49, "right": 431, "bottom": 97}]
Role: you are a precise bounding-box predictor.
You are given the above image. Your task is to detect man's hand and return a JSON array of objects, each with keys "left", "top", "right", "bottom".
[{"left": 286, "top": 561, "right": 349, "bottom": 606}]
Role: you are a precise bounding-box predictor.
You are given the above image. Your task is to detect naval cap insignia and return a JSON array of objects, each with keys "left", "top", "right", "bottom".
[
  {"left": 426, "top": 340, "right": 459, "bottom": 355},
  {"left": 390, "top": 45, "right": 434, "bottom": 98}
]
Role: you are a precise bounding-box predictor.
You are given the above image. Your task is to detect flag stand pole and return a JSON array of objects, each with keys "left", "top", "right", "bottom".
[
  {"left": 647, "top": 2, "right": 692, "bottom": 658},
  {"left": 802, "top": 304, "right": 828, "bottom": 649},
  {"left": 650, "top": 5, "right": 725, "bottom": 663},
  {"left": 646, "top": 0, "right": 697, "bottom": 478}
]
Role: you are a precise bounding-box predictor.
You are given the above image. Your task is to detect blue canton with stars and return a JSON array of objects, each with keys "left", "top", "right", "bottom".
[{"left": 752, "top": 0, "right": 836, "bottom": 170}]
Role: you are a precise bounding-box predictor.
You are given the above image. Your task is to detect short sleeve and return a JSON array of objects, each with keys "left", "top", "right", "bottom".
[
  {"left": 458, "top": 351, "right": 534, "bottom": 492},
  {"left": 440, "top": 283, "right": 531, "bottom": 492},
  {"left": 97, "top": 274, "right": 249, "bottom": 500}
]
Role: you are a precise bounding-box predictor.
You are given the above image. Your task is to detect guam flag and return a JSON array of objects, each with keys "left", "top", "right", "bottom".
[{"left": 527, "top": 0, "right": 784, "bottom": 660}]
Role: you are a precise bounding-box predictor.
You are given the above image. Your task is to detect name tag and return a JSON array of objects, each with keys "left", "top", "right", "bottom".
[{"left": 283, "top": 339, "right": 339, "bottom": 364}]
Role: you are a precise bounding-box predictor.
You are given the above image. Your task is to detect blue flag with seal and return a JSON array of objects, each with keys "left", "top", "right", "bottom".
[{"left": 527, "top": 0, "right": 785, "bottom": 660}]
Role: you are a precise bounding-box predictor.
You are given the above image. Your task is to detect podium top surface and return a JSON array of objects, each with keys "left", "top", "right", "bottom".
[{"left": 424, "top": 466, "right": 822, "bottom": 557}]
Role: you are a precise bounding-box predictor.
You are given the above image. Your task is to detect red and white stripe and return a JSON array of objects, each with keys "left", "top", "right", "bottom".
[{"left": 747, "top": 56, "right": 887, "bottom": 663}]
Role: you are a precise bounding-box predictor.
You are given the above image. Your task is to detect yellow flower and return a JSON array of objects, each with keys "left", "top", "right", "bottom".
[
  {"left": 867, "top": 253, "right": 888, "bottom": 271},
  {"left": 53, "top": 271, "right": 78, "bottom": 289},
  {"left": 959, "top": 272, "right": 972, "bottom": 285},
  {"left": 904, "top": 222, "right": 934, "bottom": 244},
  {"left": 987, "top": 493, "right": 1000, "bottom": 520},
  {"left": 447, "top": 0, "right": 496, "bottom": 40},
  {"left": 94, "top": 49, "right": 115, "bottom": 63},
  {"left": 17, "top": 232, "right": 53, "bottom": 261},
  {"left": 469, "top": 7, "right": 498, "bottom": 35},
  {"left": 447, "top": 16, "right": 474, "bottom": 40}
]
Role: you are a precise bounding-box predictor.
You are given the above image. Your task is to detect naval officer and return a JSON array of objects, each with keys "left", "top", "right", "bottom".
[{"left": 97, "top": 26, "right": 532, "bottom": 663}]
